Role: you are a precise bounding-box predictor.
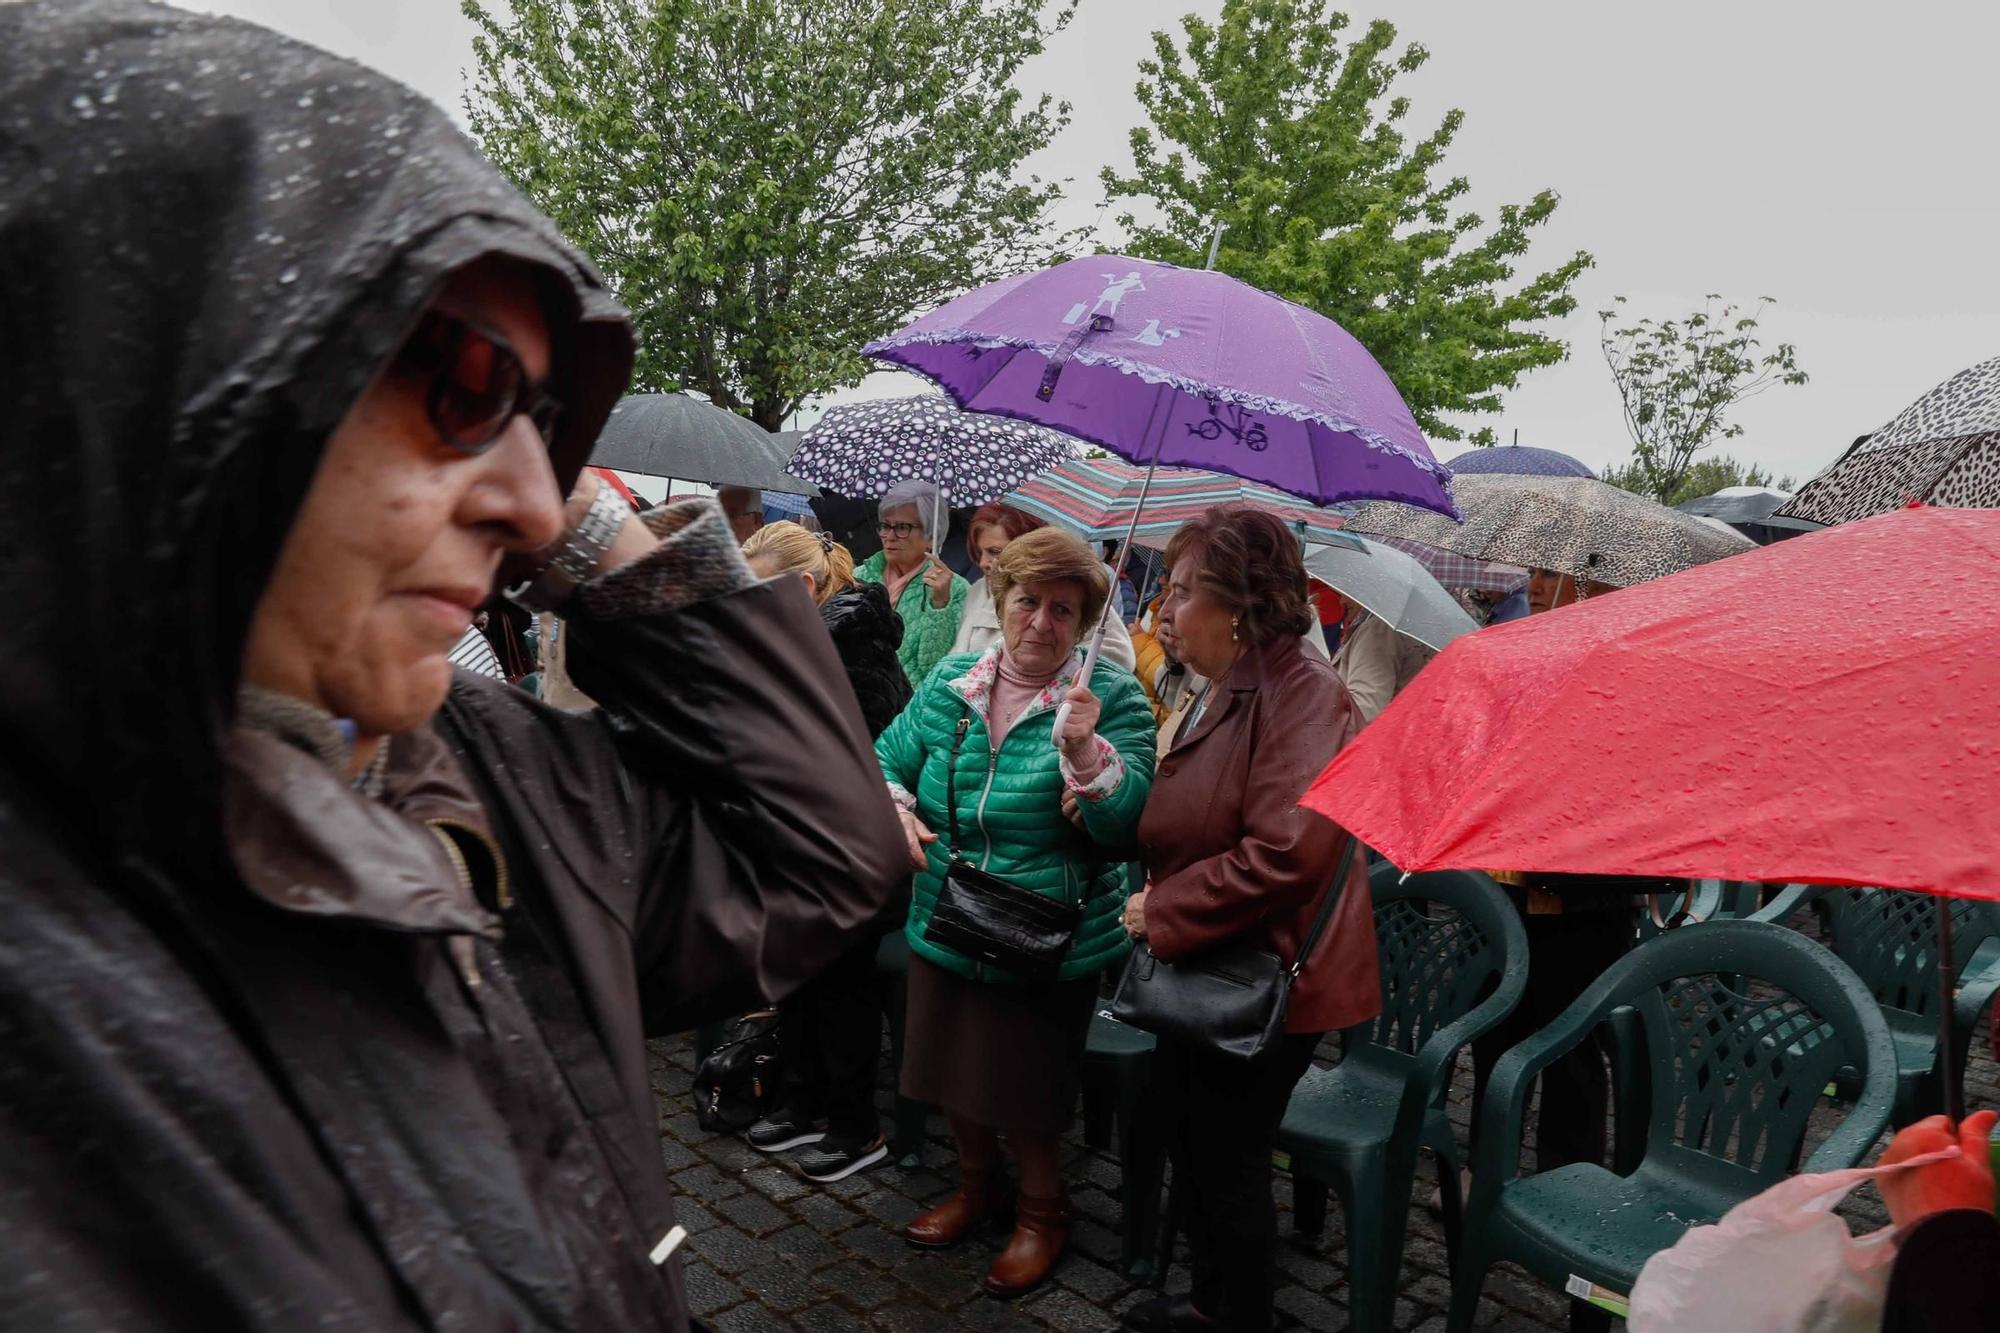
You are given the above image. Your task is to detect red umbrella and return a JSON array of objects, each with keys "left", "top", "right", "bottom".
[{"left": 1301, "top": 505, "right": 2000, "bottom": 1116}]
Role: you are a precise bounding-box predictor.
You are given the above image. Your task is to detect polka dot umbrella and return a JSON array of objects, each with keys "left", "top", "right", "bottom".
[{"left": 786, "top": 394, "right": 1082, "bottom": 538}]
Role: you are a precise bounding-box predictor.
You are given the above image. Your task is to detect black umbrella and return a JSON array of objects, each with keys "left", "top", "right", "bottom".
[
  {"left": 1675, "top": 488, "right": 1822, "bottom": 545},
  {"left": 590, "top": 393, "right": 819, "bottom": 494}
]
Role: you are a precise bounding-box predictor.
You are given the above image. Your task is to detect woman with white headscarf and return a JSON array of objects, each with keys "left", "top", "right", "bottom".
[{"left": 855, "top": 479, "right": 969, "bottom": 684}]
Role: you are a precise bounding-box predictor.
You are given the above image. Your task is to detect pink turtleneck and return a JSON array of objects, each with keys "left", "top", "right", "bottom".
[{"left": 990, "top": 647, "right": 1105, "bottom": 782}]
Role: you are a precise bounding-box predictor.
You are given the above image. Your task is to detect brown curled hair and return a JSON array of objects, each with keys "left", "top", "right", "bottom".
[
  {"left": 966, "top": 502, "right": 1045, "bottom": 551},
  {"left": 1162, "top": 505, "right": 1314, "bottom": 646},
  {"left": 986, "top": 526, "right": 1109, "bottom": 632}
]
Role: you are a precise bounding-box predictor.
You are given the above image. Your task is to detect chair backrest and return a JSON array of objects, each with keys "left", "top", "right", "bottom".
[
  {"left": 1823, "top": 889, "right": 2000, "bottom": 1021},
  {"left": 1350, "top": 865, "right": 1527, "bottom": 1067},
  {"left": 1553, "top": 921, "right": 1896, "bottom": 1185}
]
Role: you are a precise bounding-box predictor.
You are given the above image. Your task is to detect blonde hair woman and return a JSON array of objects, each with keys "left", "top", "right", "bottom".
[{"left": 739, "top": 522, "right": 912, "bottom": 1181}]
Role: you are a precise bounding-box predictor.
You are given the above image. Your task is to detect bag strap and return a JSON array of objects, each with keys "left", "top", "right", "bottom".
[
  {"left": 944, "top": 712, "right": 970, "bottom": 859},
  {"left": 1289, "top": 833, "right": 1361, "bottom": 980}
]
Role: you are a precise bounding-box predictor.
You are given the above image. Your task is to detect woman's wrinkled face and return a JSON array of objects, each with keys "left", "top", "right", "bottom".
[
  {"left": 1157, "top": 555, "right": 1239, "bottom": 679},
  {"left": 241, "top": 259, "right": 568, "bottom": 740},
  {"left": 971, "top": 523, "right": 1010, "bottom": 577},
  {"left": 877, "top": 504, "right": 928, "bottom": 566},
  {"left": 1002, "top": 578, "right": 1085, "bottom": 676}
]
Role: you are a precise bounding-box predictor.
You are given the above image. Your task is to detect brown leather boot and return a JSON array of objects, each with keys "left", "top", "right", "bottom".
[
  {"left": 903, "top": 1165, "right": 1008, "bottom": 1249},
  {"left": 981, "top": 1188, "right": 1070, "bottom": 1298}
]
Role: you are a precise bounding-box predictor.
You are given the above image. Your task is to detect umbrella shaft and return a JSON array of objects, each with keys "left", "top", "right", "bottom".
[{"left": 1939, "top": 904, "right": 1963, "bottom": 1124}]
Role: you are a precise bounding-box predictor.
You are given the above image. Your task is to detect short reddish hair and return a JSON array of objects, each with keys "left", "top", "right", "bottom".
[
  {"left": 966, "top": 503, "right": 1045, "bottom": 549},
  {"left": 1163, "top": 505, "right": 1314, "bottom": 646}
]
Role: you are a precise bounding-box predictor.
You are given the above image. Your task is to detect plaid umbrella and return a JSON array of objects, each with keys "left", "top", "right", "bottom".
[
  {"left": 1342, "top": 474, "right": 1752, "bottom": 588},
  {"left": 1780, "top": 355, "right": 2000, "bottom": 526},
  {"left": 1005, "top": 457, "right": 1351, "bottom": 546},
  {"left": 786, "top": 395, "right": 1079, "bottom": 507},
  {"left": 1363, "top": 535, "right": 1528, "bottom": 595}
]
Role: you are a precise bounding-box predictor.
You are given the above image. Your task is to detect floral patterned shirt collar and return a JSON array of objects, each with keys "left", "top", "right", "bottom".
[{"left": 946, "top": 641, "right": 1081, "bottom": 725}]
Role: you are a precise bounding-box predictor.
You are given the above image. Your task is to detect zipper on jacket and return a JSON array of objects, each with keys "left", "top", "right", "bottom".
[
  {"left": 973, "top": 740, "right": 1000, "bottom": 872},
  {"left": 429, "top": 817, "right": 512, "bottom": 911}
]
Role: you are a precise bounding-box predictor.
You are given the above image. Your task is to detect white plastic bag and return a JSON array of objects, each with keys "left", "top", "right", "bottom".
[{"left": 1627, "top": 1148, "right": 1958, "bottom": 1333}]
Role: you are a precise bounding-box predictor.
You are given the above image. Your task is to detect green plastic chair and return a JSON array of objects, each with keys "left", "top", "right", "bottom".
[
  {"left": 1752, "top": 885, "right": 2000, "bottom": 1126},
  {"left": 1080, "top": 1010, "right": 1165, "bottom": 1278},
  {"left": 1447, "top": 920, "right": 1895, "bottom": 1333},
  {"left": 1276, "top": 865, "right": 1527, "bottom": 1333}
]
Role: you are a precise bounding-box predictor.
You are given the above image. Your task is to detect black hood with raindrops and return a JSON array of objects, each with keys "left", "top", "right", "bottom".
[{"left": 0, "top": 0, "right": 633, "bottom": 869}]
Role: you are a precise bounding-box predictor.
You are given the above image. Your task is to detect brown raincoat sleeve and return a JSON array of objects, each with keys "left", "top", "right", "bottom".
[
  {"left": 561, "top": 502, "right": 911, "bottom": 1032},
  {"left": 445, "top": 501, "right": 909, "bottom": 1048}
]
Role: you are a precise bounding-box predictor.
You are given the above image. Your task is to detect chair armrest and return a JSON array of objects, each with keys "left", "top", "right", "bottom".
[
  {"left": 1468, "top": 1012, "right": 1592, "bottom": 1195},
  {"left": 1397, "top": 967, "right": 1531, "bottom": 1139},
  {"left": 1952, "top": 935, "right": 2000, "bottom": 1032},
  {"left": 1748, "top": 883, "right": 1821, "bottom": 925}
]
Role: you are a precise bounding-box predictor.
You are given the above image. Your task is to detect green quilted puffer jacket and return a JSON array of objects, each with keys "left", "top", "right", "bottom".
[{"left": 876, "top": 646, "right": 1156, "bottom": 983}]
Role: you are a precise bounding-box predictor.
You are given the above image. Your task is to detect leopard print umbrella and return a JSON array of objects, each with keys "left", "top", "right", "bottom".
[
  {"left": 1342, "top": 474, "right": 1752, "bottom": 588},
  {"left": 1780, "top": 355, "right": 2000, "bottom": 526}
]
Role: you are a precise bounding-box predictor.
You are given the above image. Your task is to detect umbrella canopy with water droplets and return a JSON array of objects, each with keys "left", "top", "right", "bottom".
[
  {"left": 1341, "top": 474, "right": 1752, "bottom": 588},
  {"left": 1302, "top": 504, "right": 2000, "bottom": 894},
  {"left": 1780, "top": 355, "right": 2000, "bottom": 526}
]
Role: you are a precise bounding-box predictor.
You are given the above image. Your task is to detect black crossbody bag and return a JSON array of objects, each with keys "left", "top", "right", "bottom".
[
  {"left": 1109, "top": 833, "right": 1359, "bottom": 1062},
  {"left": 921, "top": 713, "right": 1083, "bottom": 981}
]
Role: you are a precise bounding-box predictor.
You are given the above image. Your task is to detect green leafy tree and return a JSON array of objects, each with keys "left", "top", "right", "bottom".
[
  {"left": 465, "top": 0, "right": 1079, "bottom": 429},
  {"left": 1600, "top": 294, "right": 1808, "bottom": 503},
  {"left": 1601, "top": 454, "right": 1797, "bottom": 507},
  {"left": 1100, "top": 0, "right": 1593, "bottom": 444}
]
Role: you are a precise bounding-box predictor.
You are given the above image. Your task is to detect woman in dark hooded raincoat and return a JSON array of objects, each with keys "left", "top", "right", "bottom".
[{"left": 0, "top": 3, "right": 908, "bottom": 1329}]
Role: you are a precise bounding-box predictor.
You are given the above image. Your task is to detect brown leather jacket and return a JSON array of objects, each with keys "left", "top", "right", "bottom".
[{"left": 1140, "top": 635, "right": 1380, "bottom": 1035}]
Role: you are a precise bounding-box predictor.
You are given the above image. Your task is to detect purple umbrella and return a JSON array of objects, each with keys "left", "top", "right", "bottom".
[
  {"left": 862, "top": 255, "right": 1456, "bottom": 518},
  {"left": 865, "top": 253, "right": 1455, "bottom": 721},
  {"left": 1445, "top": 444, "right": 1595, "bottom": 479}
]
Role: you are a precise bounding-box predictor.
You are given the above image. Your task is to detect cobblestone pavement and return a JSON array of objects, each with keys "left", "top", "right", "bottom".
[{"left": 650, "top": 998, "right": 1999, "bottom": 1332}]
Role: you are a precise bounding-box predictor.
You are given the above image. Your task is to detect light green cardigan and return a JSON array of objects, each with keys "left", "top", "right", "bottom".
[{"left": 855, "top": 550, "right": 968, "bottom": 685}]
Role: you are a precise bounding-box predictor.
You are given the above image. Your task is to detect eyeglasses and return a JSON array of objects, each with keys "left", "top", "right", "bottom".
[
  {"left": 395, "top": 309, "right": 563, "bottom": 454},
  {"left": 876, "top": 521, "right": 921, "bottom": 539}
]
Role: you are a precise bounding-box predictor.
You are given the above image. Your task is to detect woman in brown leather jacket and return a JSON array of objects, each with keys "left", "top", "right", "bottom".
[{"left": 1120, "top": 507, "right": 1379, "bottom": 1333}]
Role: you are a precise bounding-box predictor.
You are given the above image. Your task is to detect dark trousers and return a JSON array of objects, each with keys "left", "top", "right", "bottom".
[
  {"left": 1469, "top": 908, "right": 1631, "bottom": 1333},
  {"left": 1157, "top": 1029, "right": 1319, "bottom": 1331},
  {"left": 1469, "top": 908, "right": 1632, "bottom": 1173},
  {"left": 776, "top": 933, "right": 884, "bottom": 1141}
]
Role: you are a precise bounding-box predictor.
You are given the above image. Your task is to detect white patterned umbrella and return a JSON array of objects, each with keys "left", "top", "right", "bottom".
[
  {"left": 1780, "top": 355, "right": 2000, "bottom": 526},
  {"left": 786, "top": 395, "right": 1080, "bottom": 509}
]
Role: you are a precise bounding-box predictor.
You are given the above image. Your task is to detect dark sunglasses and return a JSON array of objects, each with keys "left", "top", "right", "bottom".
[{"left": 395, "top": 309, "right": 563, "bottom": 454}]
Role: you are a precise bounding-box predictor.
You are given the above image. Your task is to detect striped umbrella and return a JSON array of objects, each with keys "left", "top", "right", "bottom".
[{"left": 1007, "top": 457, "right": 1350, "bottom": 547}]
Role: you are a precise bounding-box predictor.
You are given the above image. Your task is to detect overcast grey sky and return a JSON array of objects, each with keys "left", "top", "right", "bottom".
[{"left": 191, "top": 0, "right": 2000, "bottom": 482}]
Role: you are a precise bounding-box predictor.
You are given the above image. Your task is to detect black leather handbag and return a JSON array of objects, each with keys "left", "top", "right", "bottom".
[
  {"left": 1109, "top": 834, "right": 1358, "bottom": 1062},
  {"left": 921, "top": 714, "right": 1081, "bottom": 981}
]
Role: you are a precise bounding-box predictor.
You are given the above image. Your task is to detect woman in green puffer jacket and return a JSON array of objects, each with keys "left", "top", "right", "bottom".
[{"left": 877, "top": 527, "right": 1155, "bottom": 1300}]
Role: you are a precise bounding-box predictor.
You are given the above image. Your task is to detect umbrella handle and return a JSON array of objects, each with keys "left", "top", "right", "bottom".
[{"left": 1053, "top": 616, "right": 1113, "bottom": 747}]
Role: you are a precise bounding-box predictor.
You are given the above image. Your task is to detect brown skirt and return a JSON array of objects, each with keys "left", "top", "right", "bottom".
[{"left": 899, "top": 954, "right": 1096, "bottom": 1135}]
